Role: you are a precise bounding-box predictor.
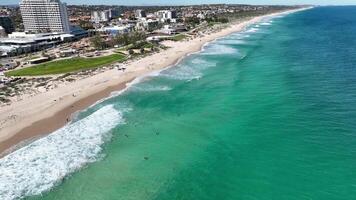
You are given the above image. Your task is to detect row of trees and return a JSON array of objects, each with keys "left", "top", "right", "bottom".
[
  {"left": 184, "top": 15, "right": 229, "bottom": 29},
  {"left": 206, "top": 17, "right": 229, "bottom": 24},
  {"left": 113, "top": 31, "right": 146, "bottom": 46},
  {"left": 90, "top": 31, "right": 147, "bottom": 50}
]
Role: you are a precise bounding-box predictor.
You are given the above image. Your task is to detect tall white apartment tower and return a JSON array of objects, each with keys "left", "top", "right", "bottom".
[{"left": 20, "top": 0, "right": 70, "bottom": 33}]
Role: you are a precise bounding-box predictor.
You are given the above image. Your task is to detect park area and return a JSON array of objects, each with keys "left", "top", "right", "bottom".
[{"left": 6, "top": 54, "right": 126, "bottom": 76}]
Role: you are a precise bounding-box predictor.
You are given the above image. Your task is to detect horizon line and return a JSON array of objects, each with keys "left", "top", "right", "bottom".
[
  {"left": 2, "top": 3, "right": 356, "bottom": 6},
  {"left": 1, "top": 3, "right": 318, "bottom": 6}
]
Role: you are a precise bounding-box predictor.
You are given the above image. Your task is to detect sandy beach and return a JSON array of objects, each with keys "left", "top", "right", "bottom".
[{"left": 0, "top": 8, "right": 307, "bottom": 157}]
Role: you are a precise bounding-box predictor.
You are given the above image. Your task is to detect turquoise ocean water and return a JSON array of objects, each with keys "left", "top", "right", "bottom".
[{"left": 1, "top": 6, "right": 356, "bottom": 200}]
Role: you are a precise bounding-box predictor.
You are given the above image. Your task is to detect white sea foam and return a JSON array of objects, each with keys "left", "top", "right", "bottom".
[
  {"left": 217, "top": 39, "right": 246, "bottom": 45},
  {"left": 228, "top": 33, "right": 249, "bottom": 39},
  {"left": 201, "top": 44, "right": 238, "bottom": 55},
  {"left": 108, "top": 67, "right": 168, "bottom": 99},
  {"left": 229, "top": 32, "right": 242, "bottom": 37},
  {"left": 246, "top": 27, "right": 259, "bottom": 33},
  {"left": 131, "top": 84, "right": 172, "bottom": 92},
  {"left": 159, "top": 56, "right": 217, "bottom": 81},
  {"left": 160, "top": 42, "right": 238, "bottom": 81},
  {"left": 0, "top": 105, "right": 124, "bottom": 200},
  {"left": 261, "top": 22, "right": 272, "bottom": 26},
  {"left": 161, "top": 64, "right": 202, "bottom": 81},
  {"left": 191, "top": 57, "right": 216, "bottom": 68}
]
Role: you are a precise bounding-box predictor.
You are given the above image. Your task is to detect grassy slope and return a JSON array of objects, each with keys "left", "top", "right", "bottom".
[
  {"left": 169, "top": 34, "right": 187, "bottom": 41},
  {"left": 6, "top": 54, "right": 126, "bottom": 76}
]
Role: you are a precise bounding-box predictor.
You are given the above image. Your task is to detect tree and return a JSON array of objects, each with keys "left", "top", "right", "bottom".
[
  {"left": 78, "top": 20, "right": 94, "bottom": 30},
  {"left": 218, "top": 17, "right": 229, "bottom": 23},
  {"left": 114, "top": 31, "right": 147, "bottom": 47},
  {"left": 90, "top": 34, "right": 106, "bottom": 50}
]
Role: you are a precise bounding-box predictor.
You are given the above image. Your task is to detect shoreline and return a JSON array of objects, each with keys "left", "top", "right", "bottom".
[
  {"left": 0, "top": 80, "right": 131, "bottom": 156},
  {"left": 0, "top": 8, "right": 310, "bottom": 157}
]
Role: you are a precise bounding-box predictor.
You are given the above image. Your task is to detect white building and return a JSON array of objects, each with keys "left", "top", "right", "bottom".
[
  {"left": 97, "top": 24, "right": 134, "bottom": 35},
  {"left": 135, "top": 18, "right": 159, "bottom": 32},
  {"left": 91, "top": 10, "right": 110, "bottom": 23},
  {"left": 20, "top": 0, "right": 70, "bottom": 33},
  {"left": 0, "top": 32, "right": 74, "bottom": 56},
  {"left": 155, "top": 10, "right": 177, "bottom": 22}
]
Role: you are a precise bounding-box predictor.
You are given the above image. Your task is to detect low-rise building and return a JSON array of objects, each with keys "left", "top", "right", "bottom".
[
  {"left": 69, "top": 25, "right": 88, "bottom": 39},
  {"left": 135, "top": 19, "right": 160, "bottom": 32},
  {"left": 0, "top": 32, "right": 75, "bottom": 56},
  {"left": 155, "top": 24, "right": 187, "bottom": 35},
  {"left": 97, "top": 24, "right": 134, "bottom": 35},
  {"left": 59, "top": 48, "right": 76, "bottom": 57}
]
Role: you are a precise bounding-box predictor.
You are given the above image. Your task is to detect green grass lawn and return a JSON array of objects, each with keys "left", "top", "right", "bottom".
[
  {"left": 168, "top": 34, "right": 187, "bottom": 41},
  {"left": 6, "top": 54, "right": 126, "bottom": 76}
]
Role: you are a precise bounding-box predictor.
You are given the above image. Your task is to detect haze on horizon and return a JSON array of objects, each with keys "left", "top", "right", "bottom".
[{"left": 1, "top": 0, "right": 356, "bottom": 5}]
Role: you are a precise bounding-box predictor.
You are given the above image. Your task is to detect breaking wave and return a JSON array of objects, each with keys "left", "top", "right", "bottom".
[
  {"left": 131, "top": 84, "right": 172, "bottom": 92},
  {"left": 160, "top": 64, "right": 203, "bottom": 81},
  {"left": 201, "top": 44, "right": 239, "bottom": 55},
  {"left": 216, "top": 39, "right": 246, "bottom": 45},
  {"left": 0, "top": 105, "right": 125, "bottom": 200},
  {"left": 261, "top": 22, "right": 272, "bottom": 26},
  {"left": 160, "top": 56, "right": 218, "bottom": 81},
  {"left": 246, "top": 27, "right": 260, "bottom": 33}
]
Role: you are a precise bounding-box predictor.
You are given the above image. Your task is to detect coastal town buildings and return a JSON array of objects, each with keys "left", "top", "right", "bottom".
[
  {"left": 0, "top": 0, "right": 89, "bottom": 56},
  {"left": 0, "top": 4, "right": 295, "bottom": 58},
  {"left": 20, "top": 0, "right": 70, "bottom": 33}
]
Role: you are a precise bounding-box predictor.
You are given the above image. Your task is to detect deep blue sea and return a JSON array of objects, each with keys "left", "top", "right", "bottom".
[{"left": 1, "top": 6, "right": 356, "bottom": 200}]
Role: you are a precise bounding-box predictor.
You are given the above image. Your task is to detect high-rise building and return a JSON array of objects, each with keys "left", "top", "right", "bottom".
[
  {"left": 135, "top": 9, "right": 146, "bottom": 18},
  {"left": 108, "top": 9, "right": 119, "bottom": 19},
  {"left": 20, "top": 0, "right": 70, "bottom": 33}
]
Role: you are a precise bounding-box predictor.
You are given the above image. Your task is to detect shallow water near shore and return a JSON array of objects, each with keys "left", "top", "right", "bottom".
[{"left": 2, "top": 6, "right": 356, "bottom": 200}]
